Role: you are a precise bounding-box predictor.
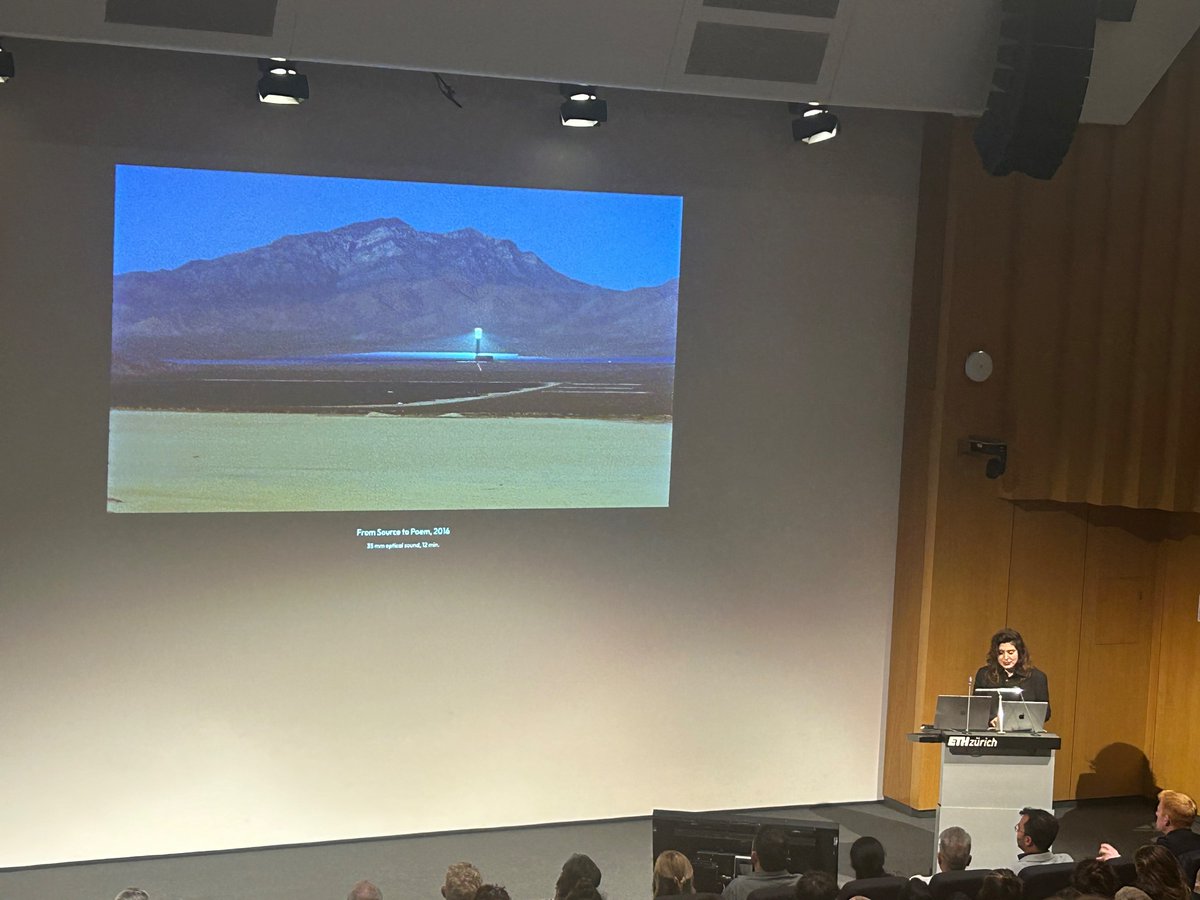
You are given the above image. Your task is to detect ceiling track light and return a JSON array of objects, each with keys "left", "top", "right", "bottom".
[
  {"left": 257, "top": 57, "right": 308, "bottom": 105},
  {"left": 559, "top": 83, "right": 607, "bottom": 127},
  {"left": 0, "top": 39, "right": 14, "bottom": 83},
  {"left": 789, "top": 101, "right": 839, "bottom": 144}
]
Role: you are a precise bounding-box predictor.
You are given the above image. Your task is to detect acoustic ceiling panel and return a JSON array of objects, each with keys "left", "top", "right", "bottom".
[
  {"left": 703, "top": 0, "right": 840, "bottom": 18},
  {"left": 685, "top": 21, "right": 829, "bottom": 83},
  {"left": 104, "top": 0, "right": 278, "bottom": 36}
]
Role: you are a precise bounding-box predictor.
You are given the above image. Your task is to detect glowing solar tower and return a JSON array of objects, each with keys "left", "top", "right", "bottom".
[{"left": 474, "top": 327, "right": 483, "bottom": 357}]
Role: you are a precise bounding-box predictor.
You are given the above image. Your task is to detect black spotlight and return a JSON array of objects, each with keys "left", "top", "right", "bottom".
[
  {"left": 790, "top": 102, "right": 838, "bottom": 144},
  {"left": 559, "top": 84, "right": 607, "bottom": 127},
  {"left": 257, "top": 58, "right": 308, "bottom": 105},
  {"left": 0, "top": 39, "right": 14, "bottom": 83}
]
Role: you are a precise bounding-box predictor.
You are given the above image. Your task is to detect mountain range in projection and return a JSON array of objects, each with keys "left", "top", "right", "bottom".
[{"left": 112, "top": 218, "right": 679, "bottom": 373}]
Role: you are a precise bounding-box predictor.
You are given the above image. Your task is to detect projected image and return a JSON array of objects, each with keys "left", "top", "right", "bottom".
[{"left": 107, "top": 166, "right": 682, "bottom": 513}]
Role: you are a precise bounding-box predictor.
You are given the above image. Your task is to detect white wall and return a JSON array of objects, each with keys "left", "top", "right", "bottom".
[{"left": 0, "top": 37, "right": 922, "bottom": 868}]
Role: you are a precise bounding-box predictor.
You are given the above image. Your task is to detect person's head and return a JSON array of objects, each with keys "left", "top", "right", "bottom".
[
  {"left": 443, "top": 863, "right": 484, "bottom": 900},
  {"left": 348, "top": 880, "right": 383, "bottom": 900},
  {"left": 795, "top": 870, "right": 838, "bottom": 900},
  {"left": 752, "top": 825, "right": 790, "bottom": 873},
  {"left": 1016, "top": 807, "right": 1059, "bottom": 854},
  {"left": 978, "top": 869, "right": 1022, "bottom": 900},
  {"left": 937, "top": 827, "right": 972, "bottom": 872},
  {"left": 555, "top": 853, "right": 602, "bottom": 900},
  {"left": 850, "top": 836, "right": 887, "bottom": 880},
  {"left": 653, "top": 850, "right": 695, "bottom": 897},
  {"left": 988, "top": 629, "right": 1030, "bottom": 676},
  {"left": 475, "top": 886, "right": 511, "bottom": 900},
  {"left": 1132, "top": 844, "right": 1190, "bottom": 900},
  {"left": 1155, "top": 790, "right": 1197, "bottom": 832},
  {"left": 115, "top": 891, "right": 149, "bottom": 900},
  {"left": 898, "top": 878, "right": 933, "bottom": 900},
  {"left": 1070, "top": 859, "right": 1119, "bottom": 898}
]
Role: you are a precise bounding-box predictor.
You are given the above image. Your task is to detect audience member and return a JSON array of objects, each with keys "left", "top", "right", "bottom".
[
  {"left": 114, "top": 891, "right": 149, "bottom": 900},
  {"left": 914, "top": 826, "right": 973, "bottom": 883},
  {"left": 978, "top": 869, "right": 1023, "bottom": 900},
  {"left": 1099, "top": 791, "right": 1200, "bottom": 863},
  {"left": 1012, "top": 808, "right": 1074, "bottom": 872},
  {"left": 563, "top": 883, "right": 604, "bottom": 900},
  {"left": 475, "top": 886, "right": 510, "bottom": 900},
  {"left": 795, "top": 870, "right": 839, "bottom": 900},
  {"left": 348, "top": 881, "right": 383, "bottom": 900},
  {"left": 1071, "top": 859, "right": 1120, "bottom": 898},
  {"left": 721, "top": 825, "right": 799, "bottom": 900},
  {"left": 1115, "top": 845, "right": 1191, "bottom": 900},
  {"left": 555, "top": 853, "right": 603, "bottom": 900},
  {"left": 851, "top": 837, "right": 890, "bottom": 880},
  {"left": 444, "top": 863, "right": 485, "bottom": 900},
  {"left": 654, "top": 850, "right": 696, "bottom": 897}
]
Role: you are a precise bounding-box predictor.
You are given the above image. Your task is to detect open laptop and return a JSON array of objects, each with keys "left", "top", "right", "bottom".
[
  {"left": 998, "top": 699, "right": 1048, "bottom": 733},
  {"left": 934, "top": 694, "right": 996, "bottom": 732}
]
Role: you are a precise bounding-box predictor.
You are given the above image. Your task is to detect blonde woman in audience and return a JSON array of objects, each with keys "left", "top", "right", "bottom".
[{"left": 654, "top": 850, "right": 696, "bottom": 897}]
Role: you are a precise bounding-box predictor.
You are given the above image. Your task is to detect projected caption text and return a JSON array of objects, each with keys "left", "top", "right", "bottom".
[{"left": 357, "top": 526, "right": 450, "bottom": 551}]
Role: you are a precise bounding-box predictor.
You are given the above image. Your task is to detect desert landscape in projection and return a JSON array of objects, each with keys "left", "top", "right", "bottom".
[{"left": 107, "top": 168, "right": 682, "bottom": 513}]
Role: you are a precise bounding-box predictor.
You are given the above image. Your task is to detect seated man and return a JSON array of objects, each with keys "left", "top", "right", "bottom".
[
  {"left": 722, "top": 825, "right": 799, "bottom": 900},
  {"left": 850, "top": 837, "right": 890, "bottom": 880},
  {"left": 554, "top": 853, "right": 602, "bottom": 900},
  {"left": 1011, "top": 807, "right": 1073, "bottom": 872},
  {"left": 1097, "top": 790, "right": 1200, "bottom": 862},
  {"left": 913, "top": 826, "right": 972, "bottom": 883}
]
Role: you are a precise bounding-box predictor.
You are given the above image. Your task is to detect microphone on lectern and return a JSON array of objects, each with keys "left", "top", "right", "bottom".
[{"left": 965, "top": 675, "right": 974, "bottom": 732}]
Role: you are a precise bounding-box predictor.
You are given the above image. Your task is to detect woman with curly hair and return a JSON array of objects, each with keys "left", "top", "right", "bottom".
[{"left": 973, "top": 628, "right": 1051, "bottom": 720}]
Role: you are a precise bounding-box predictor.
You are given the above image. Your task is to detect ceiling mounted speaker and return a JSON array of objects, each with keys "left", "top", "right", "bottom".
[{"left": 973, "top": 0, "right": 1098, "bottom": 179}]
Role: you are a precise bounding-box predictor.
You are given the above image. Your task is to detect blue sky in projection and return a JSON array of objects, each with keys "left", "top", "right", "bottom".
[{"left": 114, "top": 166, "right": 683, "bottom": 291}]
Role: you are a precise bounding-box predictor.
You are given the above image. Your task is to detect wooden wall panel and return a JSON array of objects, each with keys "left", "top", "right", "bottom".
[
  {"left": 1068, "top": 516, "right": 1159, "bottom": 799},
  {"left": 1148, "top": 533, "right": 1200, "bottom": 798},
  {"left": 884, "top": 30, "right": 1200, "bottom": 807},
  {"left": 1006, "top": 504, "right": 1087, "bottom": 800},
  {"left": 996, "top": 35, "right": 1200, "bottom": 513}
]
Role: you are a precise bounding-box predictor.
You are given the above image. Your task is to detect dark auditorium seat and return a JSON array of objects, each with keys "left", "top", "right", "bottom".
[
  {"left": 746, "top": 885, "right": 797, "bottom": 900},
  {"left": 1018, "top": 862, "right": 1076, "bottom": 900},
  {"left": 836, "top": 875, "right": 909, "bottom": 900},
  {"left": 1177, "top": 849, "right": 1200, "bottom": 890},
  {"left": 1106, "top": 857, "right": 1137, "bottom": 887},
  {"left": 928, "top": 868, "right": 993, "bottom": 900}
]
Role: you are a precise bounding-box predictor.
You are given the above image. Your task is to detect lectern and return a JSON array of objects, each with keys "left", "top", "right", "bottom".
[{"left": 908, "top": 730, "right": 1061, "bottom": 870}]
